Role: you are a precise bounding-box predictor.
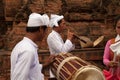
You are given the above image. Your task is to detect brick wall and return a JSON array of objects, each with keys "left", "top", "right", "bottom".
[{"left": 0, "top": 0, "right": 119, "bottom": 50}]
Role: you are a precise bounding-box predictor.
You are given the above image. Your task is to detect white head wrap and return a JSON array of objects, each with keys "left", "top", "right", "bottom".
[
  {"left": 27, "top": 13, "right": 49, "bottom": 27},
  {"left": 42, "top": 14, "right": 50, "bottom": 26},
  {"left": 49, "top": 14, "right": 64, "bottom": 27}
]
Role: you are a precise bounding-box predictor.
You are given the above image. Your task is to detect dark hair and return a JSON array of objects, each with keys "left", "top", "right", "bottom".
[
  {"left": 26, "top": 27, "right": 40, "bottom": 32},
  {"left": 53, "top": 19, "right": 62, "bottom": 28},
  {"left": 58, "top": 19, "right": 62, "bottom": 26},
  {"left": 26, "top": 26, "right": 47, "bottom": 32},
  {"left": 114, "top": 15, "right": 120, "bottom": 28},
  {"left": 40, "top": 25, "right": 47, "bottom": 31}
]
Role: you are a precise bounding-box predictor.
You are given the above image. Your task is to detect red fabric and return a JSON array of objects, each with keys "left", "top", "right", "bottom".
[
  {"left": 103, "top": 70, "right": 114, "bottom": 80},
  {"left": 103, "top": 38, "right": 120, "bottom": 80},
  {"left": 103, "top": 69, "right": 120, "bottom": 80}
]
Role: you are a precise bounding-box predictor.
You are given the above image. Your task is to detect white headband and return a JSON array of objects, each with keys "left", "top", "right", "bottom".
[
  {"left": 27, "top": 13, "right": 49, "bottom": 27},
  {"left": 49, "top": 14, "right": 64, "bottom": 27}
]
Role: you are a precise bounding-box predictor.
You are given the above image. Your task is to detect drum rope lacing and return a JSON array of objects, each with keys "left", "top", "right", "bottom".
[{"left": 56, "top": 56, "right": 84, "bottom": 80}]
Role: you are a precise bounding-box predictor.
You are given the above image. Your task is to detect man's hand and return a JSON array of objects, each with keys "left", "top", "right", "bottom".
[
  {"left": 67, "top": 29, "right": 74, "bottom": 41},
  {"left": 43, "top": 54, "right": 56, "bottom": 68}
]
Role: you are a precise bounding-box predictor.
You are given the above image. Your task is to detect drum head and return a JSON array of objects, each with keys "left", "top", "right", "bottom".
[{"left": 73, "top": 66, "right": 105, "bottom": 80}]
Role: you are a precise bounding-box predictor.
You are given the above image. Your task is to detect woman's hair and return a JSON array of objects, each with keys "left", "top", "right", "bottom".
[
  {"left": 114, "top": 15, "right": 120, "bottom": 28},
  {"left": 26, "top": 26, "right": 47, "bottom": 32}
]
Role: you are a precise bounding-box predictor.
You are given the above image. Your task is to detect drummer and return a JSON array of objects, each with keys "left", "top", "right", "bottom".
[
  {"left": 11, "top": 13, "right": 55, "bottom": 80},
  {"left": 47, "top": 14, "right": 75, "bottom": 79}
]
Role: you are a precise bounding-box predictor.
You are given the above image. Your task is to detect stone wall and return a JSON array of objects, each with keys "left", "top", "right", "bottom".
[{"left": 0, "top": 0, "right": 120, "bottom": 50}]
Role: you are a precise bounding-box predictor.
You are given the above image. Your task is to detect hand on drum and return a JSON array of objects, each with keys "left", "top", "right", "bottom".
[
  {"left": 48, "top": 54, "right": 56, "bottom": 64},
  {"left": 43, "top": 54, "right": 56, "bottom": 68}
]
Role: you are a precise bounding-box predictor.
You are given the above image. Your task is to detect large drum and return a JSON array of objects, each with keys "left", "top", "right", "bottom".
[{"left": 51, "top": 53, "right": 105, "bottom": 80}]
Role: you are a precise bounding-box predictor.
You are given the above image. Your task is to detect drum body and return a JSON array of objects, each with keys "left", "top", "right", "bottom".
[{"left": 51, "top": 53, "right": 105, "bottom": 80}]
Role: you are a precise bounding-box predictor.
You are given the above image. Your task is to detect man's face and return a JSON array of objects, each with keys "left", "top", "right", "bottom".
[
  {"left": 58, "top": 19, "right": 66, "bottom": 32},
  {"left": 37, "top": 26, "right": 47, "bottom": 41}
]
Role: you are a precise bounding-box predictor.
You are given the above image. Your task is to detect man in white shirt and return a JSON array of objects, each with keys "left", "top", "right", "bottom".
[
  {"left": 47, "top": 14, "right": 75, "bottom": 79},
  {"left": 11, "top": 13, "right": 54, "bottom": 80}
]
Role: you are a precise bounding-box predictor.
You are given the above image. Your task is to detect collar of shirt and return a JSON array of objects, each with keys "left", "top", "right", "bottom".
[
  {"left": 23, "top": 37, "right": 38, "bottom": 49},
  {"left": 52, "top": 30, "right": 61, "bottom": 37},
  {"left": 115, "top": 34, "right": 120, "bottom": 42}
]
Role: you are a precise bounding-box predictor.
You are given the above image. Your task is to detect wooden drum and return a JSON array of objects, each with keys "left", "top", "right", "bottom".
[{"left": 51, "top": 53, "right": 105, "bottom": 80}]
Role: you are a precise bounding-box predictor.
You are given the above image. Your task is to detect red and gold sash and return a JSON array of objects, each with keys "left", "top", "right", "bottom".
[{"left": 110, "top": 38, "right": 115, "bottom": 60}]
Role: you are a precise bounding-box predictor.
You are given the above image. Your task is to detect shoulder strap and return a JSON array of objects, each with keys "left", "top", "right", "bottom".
[
  {"left": 110, "top": 38, "right": 115, "bottom": 44},
  {"left": 109, "top": 38, "right": 115, "bottom": 60}
]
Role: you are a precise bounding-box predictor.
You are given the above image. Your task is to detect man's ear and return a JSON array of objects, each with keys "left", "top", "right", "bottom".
[
  {"left": 39, "top": 27, "right": 46, "bottom": 33},
  {"left": 38, "top": 27, "right": 41, "bottom": 32}
]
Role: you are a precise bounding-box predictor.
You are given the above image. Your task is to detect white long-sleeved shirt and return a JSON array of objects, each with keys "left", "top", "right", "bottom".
[
  {"left": 47, "top": 30, "right": 75, "bottom": 77},
  {"left": 11, "top": 37, "right": 44, "bottom": 80},
  {"left": 47, "top": 30, "right": 75, "bottom": 54}
]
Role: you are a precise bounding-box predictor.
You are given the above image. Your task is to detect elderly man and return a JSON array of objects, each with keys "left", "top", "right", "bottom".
[
  {"left": 47, "top": 14, "right": 75, "bottom": 79},
  {"left": 11, "top": 13, "right": 54, "bottom": 80}
]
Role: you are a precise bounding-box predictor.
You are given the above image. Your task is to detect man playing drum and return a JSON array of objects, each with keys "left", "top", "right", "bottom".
[{"left": 47, "top": 14, "right": 75, "bottom": 79}]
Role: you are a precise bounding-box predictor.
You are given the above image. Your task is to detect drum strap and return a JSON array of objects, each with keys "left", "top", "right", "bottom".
[{"left": 110, "top": 38, "right": 115, "bottom": 60}]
